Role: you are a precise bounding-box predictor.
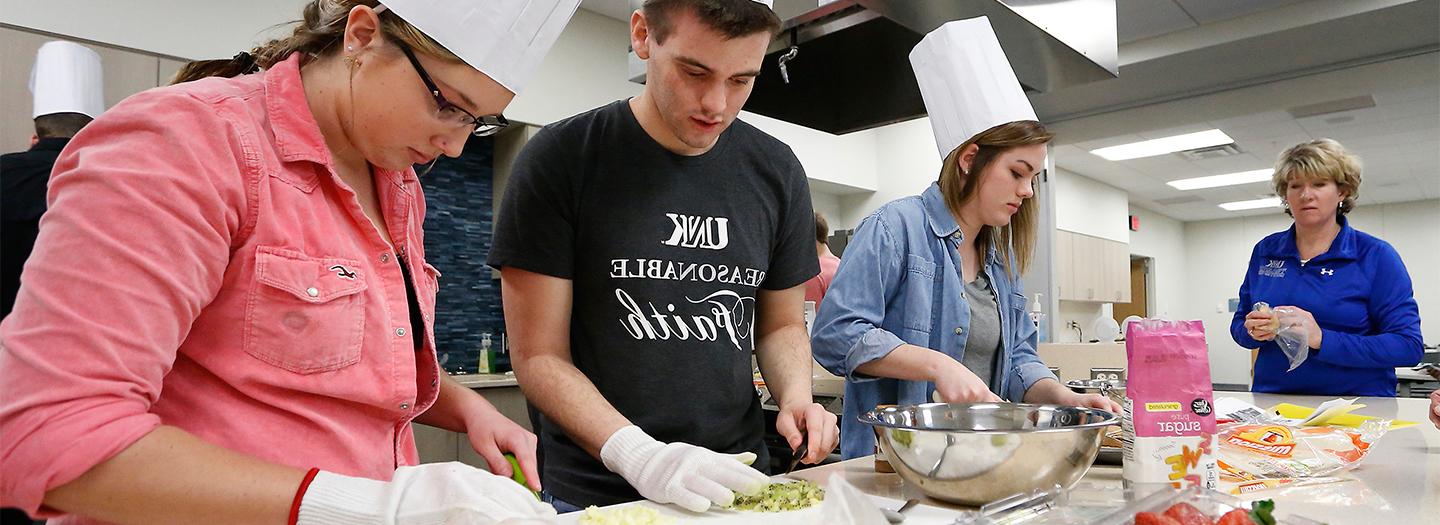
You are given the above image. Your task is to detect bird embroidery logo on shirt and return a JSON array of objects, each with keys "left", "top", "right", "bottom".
[
  {"left": 329, "top": 265, "right": 358, "bottom": 280},
  {"left": 1320, "top": 268, "right": 1334, "bottom": 276}
]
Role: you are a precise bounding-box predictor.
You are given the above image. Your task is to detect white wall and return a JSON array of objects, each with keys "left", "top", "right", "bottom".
[
  {"left": 810, "top": 191, "right": 842, "bottom": 233},
  {"left": 0, "top": 0, "right": 301, "bottom": 60},
  {"left": 835, "top": 117, "right": 943, "bottom": 229},
  {"left": 1054, "top": 167, "right": 1130, "bottom": 243},
  {"left": 743, "top": 112, "right": 879, "bottom": 194},
  {"left": 1056, "top": 302, "right": 1112, "bottom": 343},
  {"left": 1182, "top": 199, "right": 1440, "bottom": 387},
  {"left": 505, "top": 9, "right": 642, "bottom": 127},
  {"left": 1128, "top": 205, "right": 1186, "bottom": 320}
]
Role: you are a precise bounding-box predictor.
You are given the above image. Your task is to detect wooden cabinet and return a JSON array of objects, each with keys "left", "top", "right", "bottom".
[
  {"left": 1055, "top": 229, "right": 1076, "bottom": 300},
  {"left": 1104, "top": 240, "right": 1133, "bottom": 303},
  {"left": 1055, "top": 230, "right": 1130, "bottom": 303}
]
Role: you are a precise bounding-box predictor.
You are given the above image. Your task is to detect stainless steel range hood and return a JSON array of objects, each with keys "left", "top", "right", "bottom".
[{"left": 740, "top": 0, "right": 1118, "bottom": 134}]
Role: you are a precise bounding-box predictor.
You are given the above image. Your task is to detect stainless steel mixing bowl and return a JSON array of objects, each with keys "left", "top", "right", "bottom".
[{"left": 860, "top": 403, "right": 1118, "bottom": 506}]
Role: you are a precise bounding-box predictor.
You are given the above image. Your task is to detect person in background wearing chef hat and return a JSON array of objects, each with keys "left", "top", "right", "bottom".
[
  {"left": 0, "top": 1, "right": 579, "bottom": 523},
  {"left": 489, "top": 0, "right": 839, "bottom": 513},
  {"left": 811, "top": 17, "right": 1120, "bottom": 460},
  {"left": 1, "top": 41, "right": 104, "bottom": 321}
]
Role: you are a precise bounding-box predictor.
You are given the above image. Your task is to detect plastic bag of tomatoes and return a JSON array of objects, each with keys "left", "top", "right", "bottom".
[{"left": 1092, "top": 486, "right": 1324, "bottom": 525}]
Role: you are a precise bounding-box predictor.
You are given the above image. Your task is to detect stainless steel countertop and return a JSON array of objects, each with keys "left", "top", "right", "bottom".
[{"left": 787, "top": 392, "right": 1439, "bottom": 524}]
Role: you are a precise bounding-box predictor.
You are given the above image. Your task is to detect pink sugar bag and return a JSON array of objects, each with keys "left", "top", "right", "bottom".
[{"left": 1122, "top": 318, "right": 1219, "bottom": 489}]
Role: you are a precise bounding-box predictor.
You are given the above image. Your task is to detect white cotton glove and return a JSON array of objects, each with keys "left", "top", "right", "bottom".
[
  {"left": 296, "top": 462, "right": 557, "bottom": 525},
  {"left": 599, "top": 425, "right": 769, "bottom": 513}
]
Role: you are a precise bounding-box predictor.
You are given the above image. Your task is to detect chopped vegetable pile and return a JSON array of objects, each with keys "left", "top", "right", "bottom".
[
  {"left": 577, "top": 505, "right": 674, "bottom": 525},
  {"left": 728, "top": 480, "right": 825, "bottom": 512}
]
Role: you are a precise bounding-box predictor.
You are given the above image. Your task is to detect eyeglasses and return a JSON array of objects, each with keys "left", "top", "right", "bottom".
[{"left": 395, "top": 42, "right": 508, "bottom": 137}]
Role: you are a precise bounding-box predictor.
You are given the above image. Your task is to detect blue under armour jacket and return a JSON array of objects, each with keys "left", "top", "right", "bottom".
[{"left": 1231, "top": 217, "right": 1423, "bottom": 396}]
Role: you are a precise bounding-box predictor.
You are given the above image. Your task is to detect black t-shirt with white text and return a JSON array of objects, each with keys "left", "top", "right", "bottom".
[{"left": 488, "top": 100, "right": 818, "bottom": 507}]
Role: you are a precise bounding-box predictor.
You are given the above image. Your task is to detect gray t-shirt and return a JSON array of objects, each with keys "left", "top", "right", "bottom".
[
  {"left": 488, "top": 100, "right": 819, "bottom": 507},
  {"left": 960, "top": 271, "right": 1002, "bottom": 387}
]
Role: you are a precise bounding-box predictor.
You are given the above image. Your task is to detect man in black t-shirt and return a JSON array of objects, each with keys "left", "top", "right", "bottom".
[{"left": 488, "top": 0, "right": 839, "bottom": 512}]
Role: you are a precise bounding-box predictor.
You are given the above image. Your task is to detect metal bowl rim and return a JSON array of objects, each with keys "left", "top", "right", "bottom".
[{"left": 859, "top": 402, "right": 1119, "bottom": 433}]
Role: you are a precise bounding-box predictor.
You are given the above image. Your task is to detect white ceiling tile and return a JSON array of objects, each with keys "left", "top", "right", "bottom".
[
  {"left": 1122, "top": 154, "right": 1194, "bottom": 173},
  {"left": 1379, "top": 97, "right": 1440, "bottom": 121},
  {"left": 1172, "top": 0, "right": 1311, "bottom": 24},
  {"left": 1222, "top": 120, "right": 1308, "bottom": 142},
  {"left": 1118, "top": 0, "right": 1196, "bottom": 43},
  {"left": 1387, "top": 115, "right": 1440, "bottom": 134},
  {"left": 1071, "top": 134, "right": 1148, "bottom": 151},
  {"left": 1211, "top": 110, "right": 1296, "bottom": 128},
  {"left": 1294, "top": 106, "right": 1387, "bottom": 132},
  {"left": 1136, "top": 123, "right": 1225, "bottom": 140},
  {"left": 1371, "top": 83, "right": 1440, "bottom": 106},
  {"left": 1236, "top": 132, "right": 1317, "bottom": 162},
  {"left": 1188, "top": 152, "right": 1269, "bottom": 173}
]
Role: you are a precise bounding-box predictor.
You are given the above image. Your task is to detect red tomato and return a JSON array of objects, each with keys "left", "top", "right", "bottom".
[
  {"left": 1164, "top": 502, "right": 1215, "bottom": 525},
  {"left": 1137, "top": 512, "right": 1184, "bottom": 525},
  {"left": 1216, "top": 509, "right": 1256, "bottom": 525}
]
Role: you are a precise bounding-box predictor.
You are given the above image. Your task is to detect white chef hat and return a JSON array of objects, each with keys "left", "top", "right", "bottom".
[
  {"left": 379, "top": 0, "right": 581, "bottom": 95},
  {"left": 30, "top": 41, "right": 105, "bottom": 119},
  {"left": 909, "top": 17, "right": 1038, "bottom": 159}
]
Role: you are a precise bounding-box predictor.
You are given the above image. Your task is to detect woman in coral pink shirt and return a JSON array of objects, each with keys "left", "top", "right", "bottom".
[{"left": 0, "top": 1, "right": 578, "bottom": 523}]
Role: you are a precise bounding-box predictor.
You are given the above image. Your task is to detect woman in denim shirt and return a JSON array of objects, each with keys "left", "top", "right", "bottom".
[{"left": 811, "top": 121, "right": 1120, "bottom": 459}]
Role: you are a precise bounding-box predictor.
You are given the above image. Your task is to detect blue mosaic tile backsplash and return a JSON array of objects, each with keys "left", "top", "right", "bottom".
[{"left": 418, "top": 135, "right": 507, "bottom": 373}]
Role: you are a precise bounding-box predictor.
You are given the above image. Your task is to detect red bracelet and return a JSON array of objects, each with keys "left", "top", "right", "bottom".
[{"left": 287, "top": 468, "right": 321, "bottom": 525}]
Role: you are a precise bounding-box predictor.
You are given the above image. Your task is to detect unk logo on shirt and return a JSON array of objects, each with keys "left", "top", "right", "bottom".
[
  {"left": 661, "top": 213, "right": 730, "bottom": 250},
  {"left": 1259, "top": 259, "right": 1287, "bottom": 278},
  {"left": 1320, "top": 268, "right": 1334, "bottom": 276}
]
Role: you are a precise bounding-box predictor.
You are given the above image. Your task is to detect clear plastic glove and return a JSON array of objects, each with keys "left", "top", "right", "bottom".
[
  {"left": 296, "top": 462, "right": 556, "bottom": 525},
  {"left": 599, "top": 425, "right": 769, "bottom": 512},
  {"left": 1253, "top": 302, "right": 1311, "bottom": 372}
]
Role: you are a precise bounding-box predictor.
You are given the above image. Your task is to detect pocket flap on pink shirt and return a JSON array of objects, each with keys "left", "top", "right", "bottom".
[{"left": 255, "top": 246, "right": 368, "bottom": 303}]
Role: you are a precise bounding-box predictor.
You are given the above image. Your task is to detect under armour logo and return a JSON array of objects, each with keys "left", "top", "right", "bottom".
[
  {"left": 329, "top": 265, "right": 358, "bottom": 280},
  {"left": 1320, "top": 268, "right": 1334, "bottom": 276}
]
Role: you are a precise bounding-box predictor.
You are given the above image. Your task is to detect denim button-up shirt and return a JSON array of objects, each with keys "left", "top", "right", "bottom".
[{"left": 811, "top": 183, "right": 1056, "bottom": 459}]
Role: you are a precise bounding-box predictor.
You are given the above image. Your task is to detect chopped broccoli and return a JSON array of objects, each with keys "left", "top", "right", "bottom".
[
  {"left": 729, "top": 480, "right": 825, "bottom": 512},
  {"left": 1249, "top": 499, "right": 1276, "bottom": 525}
]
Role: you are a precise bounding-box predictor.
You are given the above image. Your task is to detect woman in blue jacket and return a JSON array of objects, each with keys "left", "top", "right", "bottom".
[{"left": 1233, "top": 139, "right": 1423, "bottom": 396}]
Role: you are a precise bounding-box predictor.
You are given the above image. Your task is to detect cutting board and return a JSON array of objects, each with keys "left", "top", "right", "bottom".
[{"left": 552, "top": 482, "right": 964, "bottom": 524}]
